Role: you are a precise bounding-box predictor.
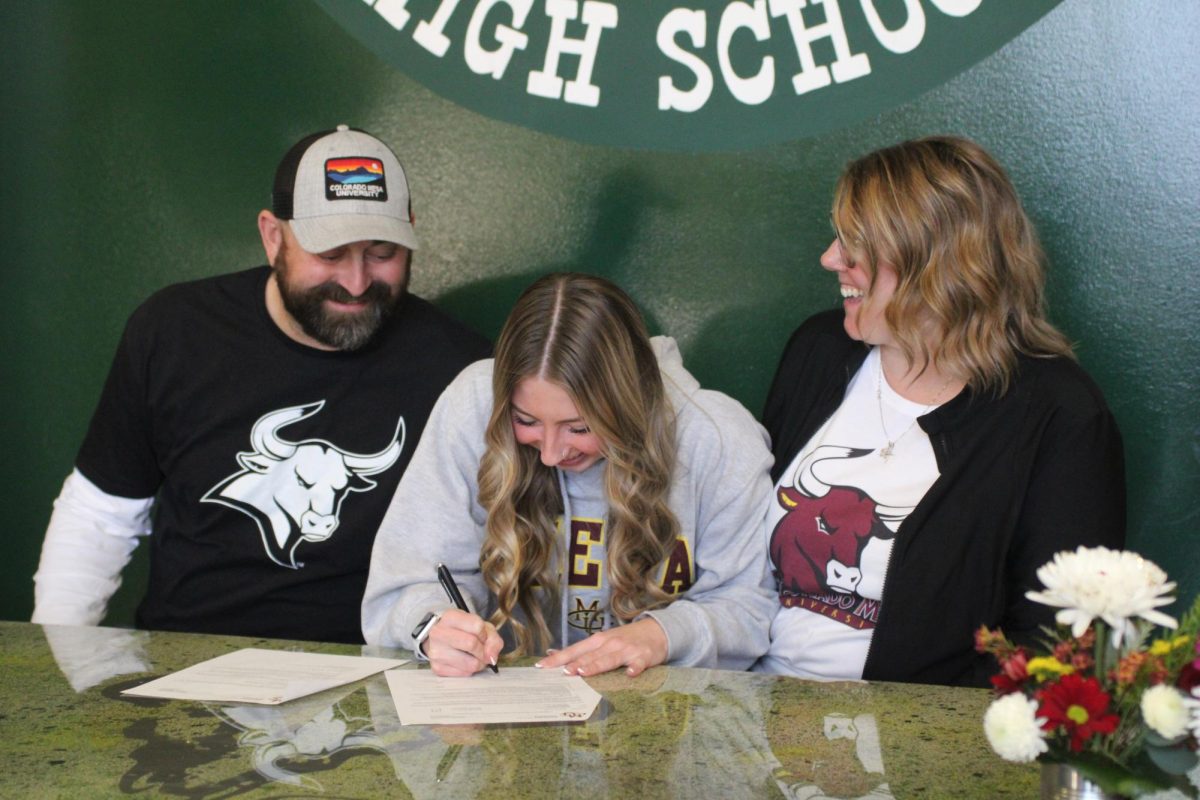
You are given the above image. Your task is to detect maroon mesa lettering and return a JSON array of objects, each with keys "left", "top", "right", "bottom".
[{"left": 566, "top": 518, "right": 694, "bottom": 595}]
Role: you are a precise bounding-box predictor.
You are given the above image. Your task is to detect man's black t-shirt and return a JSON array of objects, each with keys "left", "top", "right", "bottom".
[{"left": 76, "top": 266, "right": 490, "bottom": 643}]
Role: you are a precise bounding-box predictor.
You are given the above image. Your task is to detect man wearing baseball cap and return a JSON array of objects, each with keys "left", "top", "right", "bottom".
[{"left": 31, "top": 126, "right": 490, "bottom": 644}]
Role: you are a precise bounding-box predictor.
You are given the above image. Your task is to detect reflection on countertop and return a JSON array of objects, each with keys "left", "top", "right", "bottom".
[{"left": 3, "top": 620, "right": 1042, "bottom": 799}]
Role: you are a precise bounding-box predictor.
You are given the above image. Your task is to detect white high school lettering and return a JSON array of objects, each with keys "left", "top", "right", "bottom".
[
  {"left": 465, "top": 0, "right": 534, "bottom": 79},
  {"left": 526, "top": 0, "right": 618, "bottom": 107},
  {"left": 767, "top": 0, "right": 870, "bottom": 95},
  {"left": 366, "top": 0, "right": 618, "bottom": 108},
  {"left": 413, "top": 0, "right": 462, "bottom": 56},
  {"left": 655, "top": 0, "right": 983, "bottom": 112},
  {"left": 718, "top": 0, "right": 774, "bottom": 106},
  {"left": 657, "top": 9, "right": 711, "bottom": 112}
]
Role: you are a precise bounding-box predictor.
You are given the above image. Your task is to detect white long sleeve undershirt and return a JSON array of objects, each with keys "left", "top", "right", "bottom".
[{"left": 31, "top": 469, "right": 153, "bottom": 626}]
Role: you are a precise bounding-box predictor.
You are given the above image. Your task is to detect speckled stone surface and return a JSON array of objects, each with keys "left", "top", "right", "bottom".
[{"left": 0, "top": 621, "right": 1040, "bottom": 798}]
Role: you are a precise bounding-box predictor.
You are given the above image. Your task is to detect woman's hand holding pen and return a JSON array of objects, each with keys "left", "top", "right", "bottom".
[
  {"left": 424, "top": 609, "right": 504, "bottom": 677},
  {"left": 534, "top": 618, "right": 668, "bottom": 678}
]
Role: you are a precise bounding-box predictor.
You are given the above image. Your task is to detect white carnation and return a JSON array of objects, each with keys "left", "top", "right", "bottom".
[
  {"left": 1025, "top": 546, "right": 1176, "bottom": 648},
  {"left": 984, "top": 693, "right": 1048, "bottom": 763},
  {"left": 1141, "top": 684, "right": 1191, "bottom": 740}
]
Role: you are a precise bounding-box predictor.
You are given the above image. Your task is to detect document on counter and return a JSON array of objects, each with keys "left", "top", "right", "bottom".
[
  {"left": 386, "top": 666, "right": 602, "bottom": 725},
  {"left": 122, "top": 648, "right": 408, "bottom": 705}
]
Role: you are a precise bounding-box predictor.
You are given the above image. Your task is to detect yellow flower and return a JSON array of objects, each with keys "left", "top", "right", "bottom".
[
  {"left": 1149, "top": 635, "right": 1192, "bottom": 657},
  {"left": 1027, "top": 656, "right": 1075, "bottom": 681}
]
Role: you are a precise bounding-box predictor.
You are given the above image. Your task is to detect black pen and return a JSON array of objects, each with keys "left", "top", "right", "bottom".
[{"left": 437, "top": 562, "right": 498, "bottom": 673}]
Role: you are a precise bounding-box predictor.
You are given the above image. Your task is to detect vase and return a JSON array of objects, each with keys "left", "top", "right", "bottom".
[{"left": 1040, "top": 762, "right": 1129, "bottom": 800}]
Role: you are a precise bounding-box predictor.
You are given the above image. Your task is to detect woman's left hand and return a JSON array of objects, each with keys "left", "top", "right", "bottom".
[{"left": 534, "top": 618, "right": 669, "bottom": 677}]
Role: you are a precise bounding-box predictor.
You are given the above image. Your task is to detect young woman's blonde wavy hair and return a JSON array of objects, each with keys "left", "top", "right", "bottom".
[
  {"left": 832, "top": 135, "right": 1073, "bottom": 393},
  {"left": 476, "top": 273, "right": 679, "bottom": 656}
]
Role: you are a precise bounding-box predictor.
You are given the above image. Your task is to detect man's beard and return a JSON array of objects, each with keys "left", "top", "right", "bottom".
[{"left": 273, "top": 254, "right": 406, "bottom": 351}]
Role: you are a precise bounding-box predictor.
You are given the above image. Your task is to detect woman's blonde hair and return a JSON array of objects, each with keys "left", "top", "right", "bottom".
[
  {"left": 477, "top": 273, "right": 679, "bottom": 655},
  {"left": 832, "top": 135, "right": 1072, "bottom": 393}
]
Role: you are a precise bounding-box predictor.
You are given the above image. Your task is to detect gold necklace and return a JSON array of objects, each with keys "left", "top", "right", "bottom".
[{"left": 876, "top": 356, "right": 952, "bottom": 462}]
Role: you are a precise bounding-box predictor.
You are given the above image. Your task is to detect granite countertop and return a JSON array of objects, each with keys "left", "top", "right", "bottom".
[{"left": 0, "top": 621, "right": 1038, "bottom": 798}]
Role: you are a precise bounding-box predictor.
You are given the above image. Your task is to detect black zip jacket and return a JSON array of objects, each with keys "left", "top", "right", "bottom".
[{"left": 763, "top": 310, "right": 1126, "bottom": 687}]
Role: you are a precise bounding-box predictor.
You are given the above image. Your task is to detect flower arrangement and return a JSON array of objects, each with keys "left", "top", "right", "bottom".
[{"left": 977, "top": 546, "right": 1200, "bottom": 797}]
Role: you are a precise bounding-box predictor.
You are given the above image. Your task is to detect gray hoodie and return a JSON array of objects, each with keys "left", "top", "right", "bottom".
[{"left": 361, "top": 337, "right": 775, "bottom": 669}]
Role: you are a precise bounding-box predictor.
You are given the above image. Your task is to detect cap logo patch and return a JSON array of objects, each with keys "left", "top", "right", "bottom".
[{"left": 325, "top": 157, "right": 388, "bottom": 202}]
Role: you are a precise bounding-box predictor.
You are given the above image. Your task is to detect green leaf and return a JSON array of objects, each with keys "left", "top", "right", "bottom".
[
  {"left": 1145, "top": 741, "right": 1200, "bottom": 776},
  {"left": 1144, "top": 730, "right": 1187, "bottom": 748},
  {"left": 1123, "top": 750, "right": 1200, "bottom": 797}
]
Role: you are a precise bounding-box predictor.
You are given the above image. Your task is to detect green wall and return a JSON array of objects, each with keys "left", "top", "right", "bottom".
[{"left": 2, "top": 1, "right": 1197, "bottom": 626}]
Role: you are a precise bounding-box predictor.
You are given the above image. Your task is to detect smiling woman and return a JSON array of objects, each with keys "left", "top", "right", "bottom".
[
  {"left": 362, "top": 272, "right": 777, "bottom": 680},
  {"left": 755, "top": 136, "right": 1126, "bottom": 687},
  {"left": 509, "top": 377, "right": 605, "bottom": 472}
]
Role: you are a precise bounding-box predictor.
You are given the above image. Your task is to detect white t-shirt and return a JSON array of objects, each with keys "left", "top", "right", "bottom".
[{"left": 754, "top": 347, "right": 943, "bottom": 680}]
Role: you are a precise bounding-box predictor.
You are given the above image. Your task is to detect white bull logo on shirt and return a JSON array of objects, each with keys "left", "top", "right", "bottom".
[{"left": 202, "top": 402, "right": 404, "bottom": 568}]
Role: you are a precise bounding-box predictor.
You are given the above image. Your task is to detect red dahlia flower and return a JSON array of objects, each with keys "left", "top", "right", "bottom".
[{"left": 1035, "top": 674, "right": 1119, "bottom": 752}]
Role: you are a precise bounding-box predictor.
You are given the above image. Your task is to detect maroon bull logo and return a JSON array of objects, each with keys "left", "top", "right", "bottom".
[
  {"left": 202, "top": 402, "right": 404, "bottom": 569},
  {"left": 770, "top": 446, "right": 911, "bottom": 598}
]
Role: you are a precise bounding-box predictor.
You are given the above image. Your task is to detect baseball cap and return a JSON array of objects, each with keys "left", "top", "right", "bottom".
[{"left": 271, "top": 124, "right": 419, "bottom": 253}]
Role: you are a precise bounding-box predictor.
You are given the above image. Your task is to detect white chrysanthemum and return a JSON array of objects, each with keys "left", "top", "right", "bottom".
[
  {"left": 984, "top": 693, "right": 1048, "bottom": 763},
  {"left": 1141, "top": 684, "right": 1191, "bottom": 740},
  {"left": 1025, "top": 546, "right": 1177, "bottom": 648}
]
